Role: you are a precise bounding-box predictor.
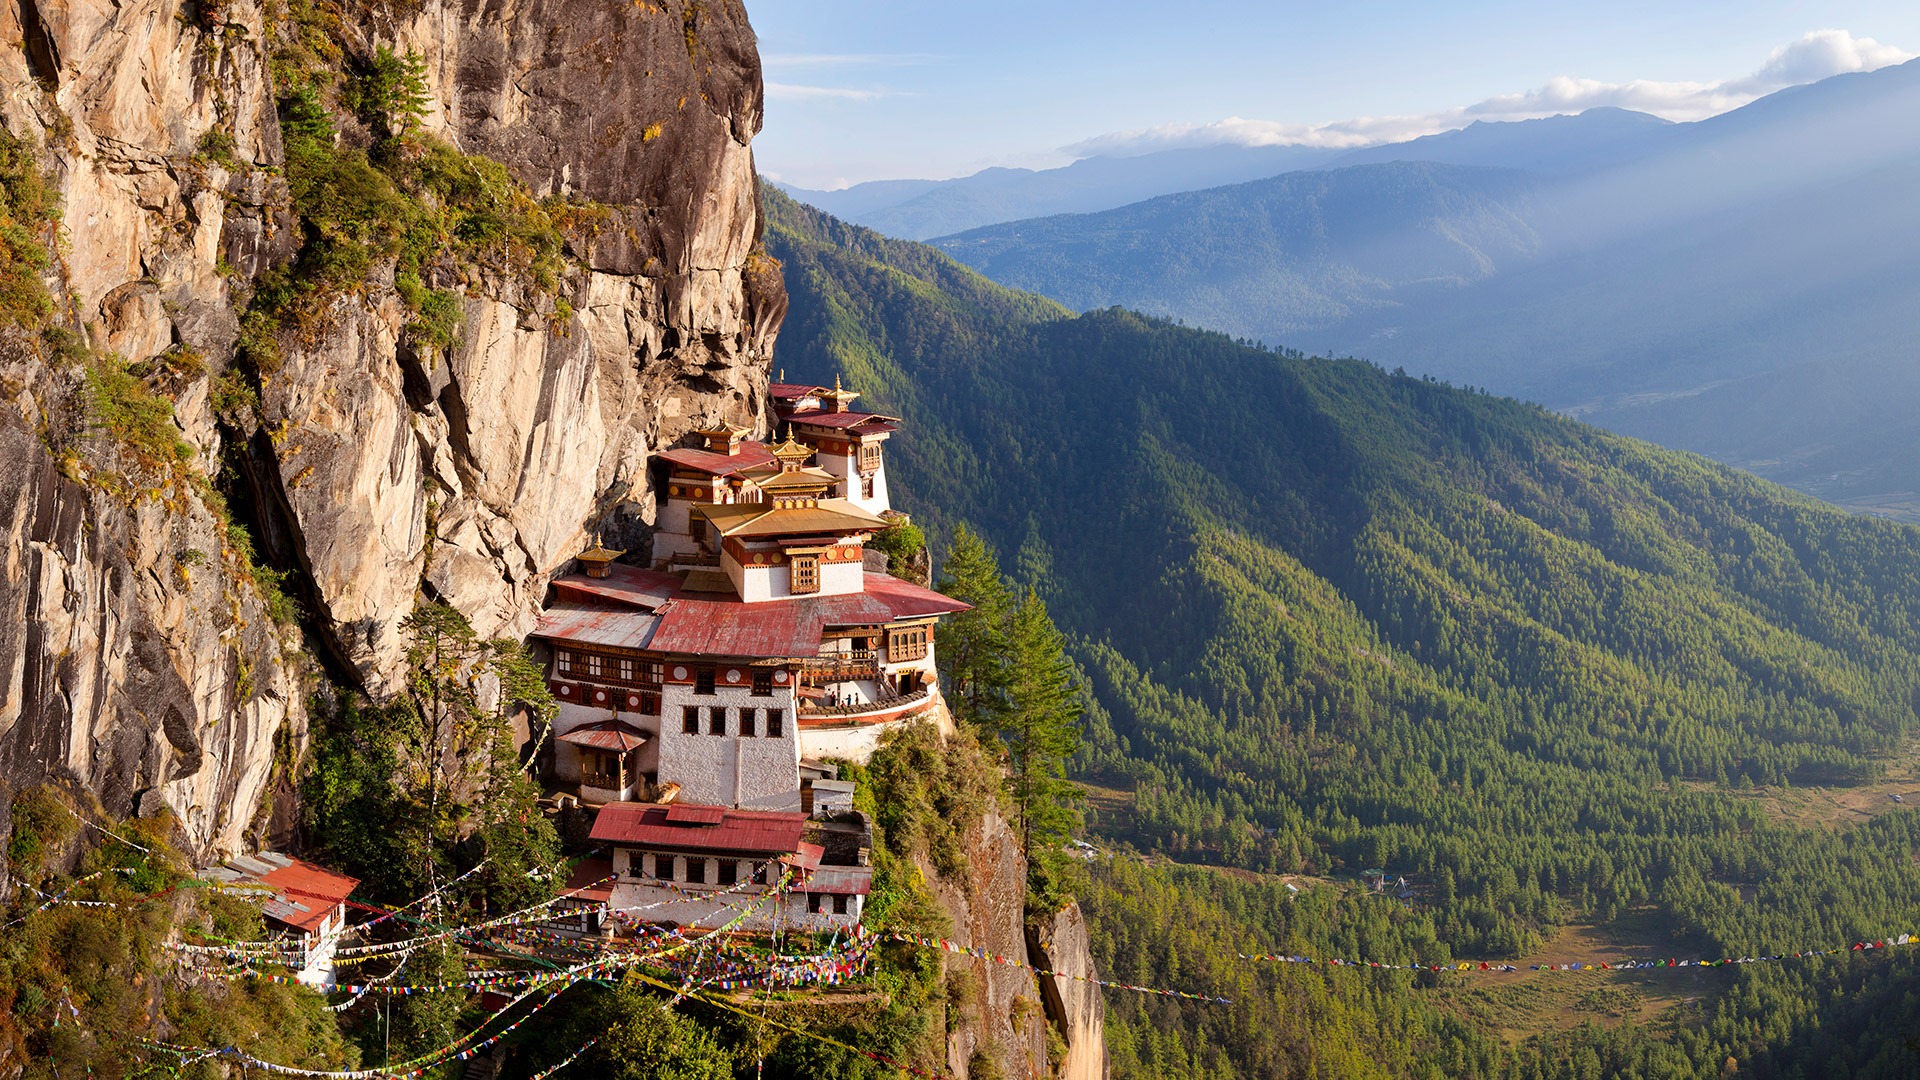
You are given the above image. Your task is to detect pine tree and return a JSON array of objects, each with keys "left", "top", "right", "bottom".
[
  {"left": 1000, "top": 589, "right": 1084, "bottom": 855},
  {"left": 934, "top": 523, "right": 1012, "bottom": 727}
]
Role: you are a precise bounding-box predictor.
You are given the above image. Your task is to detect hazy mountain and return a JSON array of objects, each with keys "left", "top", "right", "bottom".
[
  {"left": 930, "top": 161, "right": 1544, "bottom": 339},
  {"left": 916, "top": 59, "right": 1920, "bottom": 512},
  {"left": 1326, "top": 106, "right": 1676, "bottom": 174},
  {"left": 777, "top": 143, "right": 1342, "bottom": 239}
]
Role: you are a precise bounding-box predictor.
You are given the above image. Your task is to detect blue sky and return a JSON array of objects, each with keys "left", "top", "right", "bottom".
[{"left": 745, "top": 1, "right": 1919, "bottom": 189}]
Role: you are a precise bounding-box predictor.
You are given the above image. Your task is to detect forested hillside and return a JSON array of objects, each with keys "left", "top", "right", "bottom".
[{"left": 764, "top": 188, "right": 1920, "bottom": 1077}]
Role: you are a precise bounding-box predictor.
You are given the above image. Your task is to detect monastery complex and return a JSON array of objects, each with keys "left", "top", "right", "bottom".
[{"left": 531, "top": 378, "right": 968, "bottom": 932}]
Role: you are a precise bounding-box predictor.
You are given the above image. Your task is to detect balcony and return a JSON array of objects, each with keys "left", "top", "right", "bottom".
[
  {"left": 795, "top": 648, "right": 879, "bottom": 683},
  {"left": 797, "top": 684, "right": 933, "bottom": 723}
]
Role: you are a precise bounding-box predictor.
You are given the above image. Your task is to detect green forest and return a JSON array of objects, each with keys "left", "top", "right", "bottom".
[{"left": 763, "top": 186, "right": 1920, "bottom": 1077}]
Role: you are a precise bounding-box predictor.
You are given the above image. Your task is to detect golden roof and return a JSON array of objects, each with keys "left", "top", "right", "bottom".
[
  {"left": 768, "top": 429, "right": 815, "bottom": 466},
  {"left": 694, "top": 499, "right": 887, "bottom": 539}
]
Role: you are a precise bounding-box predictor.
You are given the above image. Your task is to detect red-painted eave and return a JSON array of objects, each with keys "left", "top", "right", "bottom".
[{"left": 590, "top": 803, "right": 809, "bottom": 854}]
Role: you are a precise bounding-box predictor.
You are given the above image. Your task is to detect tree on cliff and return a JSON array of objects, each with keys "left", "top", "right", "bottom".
[
  {"left": 934, "top": 524, "right": 1012, "bottom": 727},
  {"left": 935, "top": 528, "right": 1083, "bottom": 865},
  {"left": 1002, "top": 589, "right": 1084, "bottom": 855}
]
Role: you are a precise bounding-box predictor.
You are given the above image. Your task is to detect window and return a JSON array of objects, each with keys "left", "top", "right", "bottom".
[
  {"left": 650, "top": 853, "right": 671, "bottom": 881},
  {"left": 740, "top": 708, "right": 758, "bottom": 738},
  {"left": 766, "top": 709, "right": 784, "bottom": 738},
  {"left": 556, "top": 650, "right": 573, "bottom": 675},
  {"left": 641, "top": 661, "right": 665, "bottom": 686},
  {"left": 832, "top": 895, "right": 849, "bottom": 916},
  {"left": 617, "top": 657, "right": 634, "bottom": 683},
  {"left": 752, "top": 861, "right": 769, "bottom": 885},
  {"left": 585, "top": 652, "right": 604, "bottom": 678},
  {"left": 861, "top": 474, "right": 875, "bottom": 500},
  {"left": 686, "top": 858, "right": 707, "bottom": 885},
  {"left": 751, "top": 669, "right": 774, "bottom": 697},
  {"left": 718, "top": 860, "right": 738, "bottom": 886},
  {"left": 682, "top": 706, "right": 701, "bottom": 734},
  {"left": 790, "top": 555, "right": 819, "bottom": 595},
  {"left": 636, "top": 689, "right": 661, "bottom": 716},
  {"left": 807, "top": 894, "right": 823, "bottom": 914},
  {"left": 708, "top": 707, "right": 727, "bottom": 736},
  {"left": 888, "top": 625, "right": 929, "bottom": 663},
  {"left": 859, "top": 442, "right": 882, "bottom": 472},
  {"left": 694, "top": 667, "right": 715, "bottom": 695}
]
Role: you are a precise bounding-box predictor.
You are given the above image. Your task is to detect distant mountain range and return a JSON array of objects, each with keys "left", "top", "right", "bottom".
[
  {"left": 860, "top": 59, "right": 1920, "bottom": 519},
  {"left": 776, "top": 143, "right": 1344, "bottom": 240}
]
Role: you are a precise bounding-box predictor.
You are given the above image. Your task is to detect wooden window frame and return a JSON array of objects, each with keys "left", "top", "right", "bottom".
[
  {"left": 682, "top": 705, "right": 701, "bottom": 734},
  {"left": 889, "top": 625, "right": 929, "bottom": 663},
  {"left": 790, "top": 554, "right": 819, "bottom": 595},
  {"left": 740, "top": 708, "right": 758, "bottom": 738},
  {"left": 751, "top": 669, "right": 774, "bottom": 697},
  {"left": 766, "top": 709, "right": 784, "bottom": 738}
]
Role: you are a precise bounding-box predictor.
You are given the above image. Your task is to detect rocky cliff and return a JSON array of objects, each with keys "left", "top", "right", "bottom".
[
  {"left": 925, "top": 804, "right": 1108, "bottom": 1080},
  {"left": 0, "top": 0, "right": 781, "bottom": 866}
]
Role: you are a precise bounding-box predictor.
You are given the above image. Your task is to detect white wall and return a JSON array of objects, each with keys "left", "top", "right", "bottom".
[
  {"left": 798, "top": 711, "right": 928, "bottom": 764},
  {"left": 655, "top": 681, "right": 799, "bottom": 807}
]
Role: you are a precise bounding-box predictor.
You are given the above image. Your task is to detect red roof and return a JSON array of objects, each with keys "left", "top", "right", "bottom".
[
  {"left": 590, "top": 803, "right": 808, "bottom": 855},
  {"left": 802, "top": 866, "right": 874, "bottom": 896},
  {"left": 645, "top": 596, "right": 838, "bottom": 657},
  {"left": 784, "top": 409, "right": 900, "bottom": 432},
  {"left": 666, "top": 805, "right": 726, "bottom": 824},
  {"left": 657, "top": 443, "right": 776, "bottom": 477},
  {"left": 784, "top": 842, "right": 825, "bottom": 872},
  {"left": 769, "top": 383, "right": 827, "bottom": 400},
  {"left": 557, "top": 719, "right": 652, "bottom": 753},
  {"left": 535, "top": 603, "right": 661, "bottom": 649},
  {"left": 560, "top": 857, "right": 614, "bottom": 903},
  {"left": 863, "top": 573, "right": 974, "bottom": 619},
  {"left": 549, "top": 565, "right": 685, "bottom": 610},
  {"left": 539, "top": 568, "right": 968, "bottom": 659},
  {"left": 256, "top": 859, "right": 360, "bottom": 934}
]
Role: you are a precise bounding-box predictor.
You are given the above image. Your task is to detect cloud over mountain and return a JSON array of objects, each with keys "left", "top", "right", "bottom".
[{"left": 1065, "top": 29, "right": 1913, "bottom": 157}]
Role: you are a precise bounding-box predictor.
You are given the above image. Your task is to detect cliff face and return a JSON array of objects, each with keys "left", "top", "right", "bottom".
[
  {"left": 927, "top": 807, "right": 1109, "bottom": 1080},
  {"left": 0, "top": 0, "right": 780, "bottom": 863}
]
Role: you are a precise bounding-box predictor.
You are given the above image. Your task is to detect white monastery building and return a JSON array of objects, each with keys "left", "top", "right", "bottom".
[{"left": 530, "top": 376, "right": 963, "bottom": 932}]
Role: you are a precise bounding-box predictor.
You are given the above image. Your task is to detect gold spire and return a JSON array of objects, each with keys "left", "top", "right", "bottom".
[
  {"left": 576, "top": 529, "right": 626, "bottom": 578},
  {"left": 769, "top": 428, "right": 813, "bottom": 470}
]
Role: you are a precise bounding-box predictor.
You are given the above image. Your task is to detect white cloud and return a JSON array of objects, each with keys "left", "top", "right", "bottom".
[
  {"left": 766, "top": 82, "right": 896, "bottom": 102},
  {"left": 1065, "top": 30, "right": 1915, "bottom": 158}
]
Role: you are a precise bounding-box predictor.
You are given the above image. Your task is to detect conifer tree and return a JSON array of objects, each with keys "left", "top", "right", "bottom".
[
  {"left": 1000, "top": 589, "right": 1084, "bottom": 855},
  {"left": 934, "top": 524, "right": 1012, "bottom": 727}
]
